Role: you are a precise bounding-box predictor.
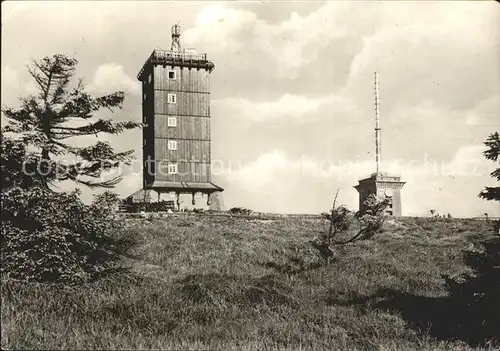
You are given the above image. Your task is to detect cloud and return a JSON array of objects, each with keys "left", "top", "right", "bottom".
[
  {"left": 213, "top": 94, "right": 334, "bottom": 122},
  {"left": 464, "top": 95, "right": 500, "bottom": 127},
  {"left": 182, "top": 3, "right": 349, "bottom": 79},
  {"left": 1, "top": 66, "right": 38, "bottom": 105},
  {"left": 182, "top": 3, "right": 258, "bottom": 55},
  {"left": 225, "top": 150, "right": 288, "bottom": 188},
  {"left": 88, "top": 63, "right": 139, "bottom": 95},
  {"left": 184, "top": 1, "right": 499, "bottom": 86},
  {"left": 342, "top": 3, "right": 500, "bottom": 112}
]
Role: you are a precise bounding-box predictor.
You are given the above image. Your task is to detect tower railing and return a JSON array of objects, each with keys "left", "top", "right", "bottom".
[
  {"left": 154, "top": 49, "right": 206, "bottom": 61},
  {"left": 137, "top": 49, "right": 210, "bottom": 80}
]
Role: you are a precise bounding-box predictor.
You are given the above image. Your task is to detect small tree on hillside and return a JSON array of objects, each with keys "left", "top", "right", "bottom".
[
  {"left": 352, "top": 194, "right": 391, "bottom": 241},
  {"left": 321, "top": 193, "right": 390, "bottom": 245},
  {"left": 313, "top": 193, "right": 390, "bottom": 265},
  {"left": 1, "top": 54, "right": 140, "bottom": 189}
]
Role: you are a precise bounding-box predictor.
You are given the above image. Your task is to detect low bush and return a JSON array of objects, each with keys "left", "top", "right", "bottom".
[
  {"left": 0, "top": 187, "right": 127, "bottom": 284},
  {"left": 321, "top": 194, "right": 390, "bottom": 245},
  {"left": 229, "top": 207, "right": 253, "bottom": 216}
]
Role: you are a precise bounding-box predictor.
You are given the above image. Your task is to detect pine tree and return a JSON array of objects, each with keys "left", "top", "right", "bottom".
[
  {"left": 479, "top": 131, "right": 500, "bottom": 201},
  {"left": 1, "top": 54, "right": 140, "bottom": 189}
]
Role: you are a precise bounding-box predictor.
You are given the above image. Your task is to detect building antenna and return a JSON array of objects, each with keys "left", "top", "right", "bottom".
[
  {"left": 374, "top": 71, "right": 381, "bottom": 174},
  {"left": 171, "top": 22, "right": 181, "bottom": 51}
]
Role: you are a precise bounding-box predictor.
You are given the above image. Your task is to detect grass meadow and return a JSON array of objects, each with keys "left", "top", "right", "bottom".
[{"left": 2, "top": 214, "right": 498, "bottom": 350}]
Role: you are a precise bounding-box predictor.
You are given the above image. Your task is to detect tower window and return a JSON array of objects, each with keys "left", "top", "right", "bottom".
[
  {"left": 168, "top": 70, "right": 176, "bottom": 80},
  {"left": 167, "top": 94, "right": 176, "bottom": 104},
  {"left": 167, "top": 163, "right": 178, "bottom": 174},
  {"left": 168, "top": 116, "right": 177, "bottom": 127},
  {"left": 168, "top": 140, "right": 177, "bottom": 150},
  {"left": 143, "top": 93, "right": 146, "bottom": 101},
  {"left": 148, "top": 73, "right": 152, "bottom": 83}
]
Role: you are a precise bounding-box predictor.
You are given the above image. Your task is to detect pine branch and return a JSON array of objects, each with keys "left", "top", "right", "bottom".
[
  {"left": 43, "top": 69, "right": 53, "bottom": 103},
  {"left": 2, "top": 54, "right": 139, "bottom": 190},
  {"left": 479, "top": 187, "right": 500, "bottom": 201},
  {"left": 74, "top": 176, "right": 123, "bottom": 189},
  {"left": 483, "top": 132, "right": 500, "bottom": 163},
  {"left": 31, "top": 60, "right": 52, "bottom": 78},
  {"left": 27, "top": 66, "right": 49, "bottom": 99},
  {"left": 51, "top": 119, "right": 140, "bottom": 136}
]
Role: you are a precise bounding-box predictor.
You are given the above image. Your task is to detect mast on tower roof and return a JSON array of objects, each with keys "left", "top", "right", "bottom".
[{"left": 171, "top": 23, "right": 181, "bottom": 51}]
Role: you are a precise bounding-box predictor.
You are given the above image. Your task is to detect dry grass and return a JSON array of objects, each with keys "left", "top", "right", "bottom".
[{"left": 1, "top": 215, "right": 497, "bottom": 350}]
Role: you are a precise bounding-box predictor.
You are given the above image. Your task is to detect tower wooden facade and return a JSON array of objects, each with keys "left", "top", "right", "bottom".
[
  {"left": 354, "top": 72, "right": 405, "bottom": 217},
  {"left": 132, "top": 24, "right": 223, "bottom": 209}
]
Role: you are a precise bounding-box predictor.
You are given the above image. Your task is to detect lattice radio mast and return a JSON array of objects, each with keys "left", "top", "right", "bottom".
[{"left": 374, "top": 72, "right": 381, "bottom": 174}]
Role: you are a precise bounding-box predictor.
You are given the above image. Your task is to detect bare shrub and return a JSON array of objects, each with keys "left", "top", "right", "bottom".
[{"left": 312, "top": 193, "right": 390, "bottom": 265}]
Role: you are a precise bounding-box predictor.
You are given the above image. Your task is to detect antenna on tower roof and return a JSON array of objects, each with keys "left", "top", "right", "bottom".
[
  {"left": 374, "top": 72, "right": 381, "bottom": 174},
  {"left": 171, "top": 22, "right": 181, "bottom": 51}
]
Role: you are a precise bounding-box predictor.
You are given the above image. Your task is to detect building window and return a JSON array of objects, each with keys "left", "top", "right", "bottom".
[
  {"left": 167, "top": 163, "right": 178, "bottom": 174},
  {"left": 168, "top": 70, "right": 176, "bottom": 80},
  {"left": 167, "top": 94, "right": 176, "bottom": 104},
  {"left": 143, "top": 93, "right": 147, "bottom": 101},
  {"left": 167, "top": 116, "right": 177, "bottom": 127},
  {"left": 168, "top": 140, "right": 177, "bottom": 150},
  {"left": 148, "top": 73, "right": 152, "bottom": 84}
]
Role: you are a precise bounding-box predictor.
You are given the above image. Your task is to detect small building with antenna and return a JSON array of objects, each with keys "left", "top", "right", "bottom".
[
  {"left": 125, "top": 23, "right": 223, "bottom": 211},
  {"left": 354, "top": 72, "right": 405, "bottom": 217}
]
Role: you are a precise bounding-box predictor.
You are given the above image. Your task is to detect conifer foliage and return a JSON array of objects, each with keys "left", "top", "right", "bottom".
[
  {"left": 479, "top": 131, "right": 500, "bottom": 202},
  {"left": 2, "top": 54, "right": 140, "bottom": 189},
  {"left": 1, "top": 55, "right": 138, "bottom": 283}
]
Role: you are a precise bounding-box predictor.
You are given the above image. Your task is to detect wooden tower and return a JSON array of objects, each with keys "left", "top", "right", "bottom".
[
  {"left": 134, "top": 23, "right": 223, "bottom": 209},
  {"left": 354, "top": 72, "right": 405, "bottom": 217}
]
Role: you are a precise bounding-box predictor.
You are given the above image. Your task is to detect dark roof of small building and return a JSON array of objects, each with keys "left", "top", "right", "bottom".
[{"left": 125, "top": 188, "right": 154, "bottom": 203}]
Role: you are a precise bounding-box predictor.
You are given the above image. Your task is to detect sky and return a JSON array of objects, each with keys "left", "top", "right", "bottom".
[{"left": 1, "top": 1, "right": 499, "bottom": 217}]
